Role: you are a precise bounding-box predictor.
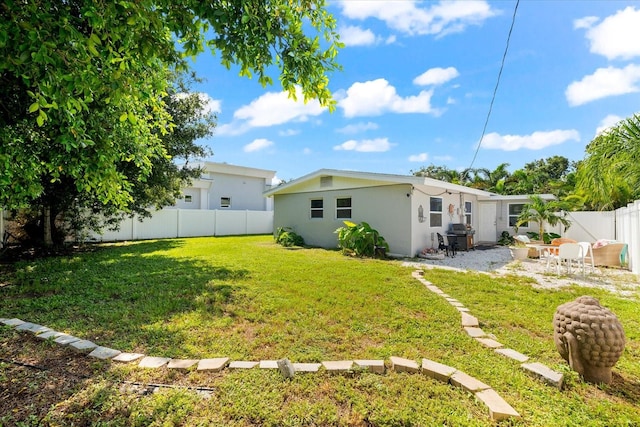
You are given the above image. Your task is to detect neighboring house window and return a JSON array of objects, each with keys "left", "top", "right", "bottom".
[
  {"left": 430, "top": 197, "right": 442, "bottom": 227},
  {"left": 509, "top": 203, "right": 527, "bottom": 227},
  {"left": 184, "top": 195, "right": 193, "bottom": 203},
  {"left": 464, "top": 201, "right": 472, "bottom": 225},
  {"left": 336, "top": 197, "right": 352, "bottom": 219},
  {"left": 221, "top": 197, "right": 231, "bottom": 208},
  {"left": 310, "top": 199, "right": 323, "bottom": 218}
]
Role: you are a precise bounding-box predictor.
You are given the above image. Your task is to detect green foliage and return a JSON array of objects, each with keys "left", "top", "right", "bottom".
[
  {"left": 0, "top": 0, "right": 342, "bottom": 245},
  {"left": 515, "top": 195, "right": 573, "bottom": 239},
  {"left": 274, "top": 227, "right": 305, "bottom": 247},
  {"left": 525, "top": 231, "right": 561, "bottom": 244},
  {"left": 497, "top": 231, "right": 514, "bottom": 246},
  {"left": 575, "top": 113, "right": 640, "bottom": 210},
  {"left": 335, "top": 220, "right": 389, "bottom": 258}
]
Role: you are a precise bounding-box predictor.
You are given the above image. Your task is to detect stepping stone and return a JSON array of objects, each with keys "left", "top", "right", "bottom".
[
  {"left": 1, "top": 318, "right": 25, "bottom": 327},
  {"left": 421, "top": 359, "right": 456, "bottom": 383},
  {"left": 228, "top": 361, "right": 259, "bottom": 369},
  {"left": 69, "top": 339, "right": 98, "bottom": 353},
  {"left": 197, "top": 357, "right": 229, "bottom": 372},
  {"left": 36, "top": 331, "right": 65, "bottom": 340},
  {"left": 259, "top": 360, "right": 279, "bottom": 369},
  {"left": 450, "top": 371, "right": 491, "bottom": 393},
  {"left": 138, "top": 356, "right": 171, "bottom": 369},
  {"left": 168, "top": 359, "right": 199, "bottom": 369},
  {"left": 449, "top": 301, "right": 465, "bottom": 307},
  {"left": 112, "top": 352, "right": 145, "bottom": 363},
  {"left": 455, "top": 307, "right": 470, "bottom": 312},
  {"left": 354, "top": 359, "right": 385, "bottom": 374},
  {"left": 389, "top": 356, "right": 419, "bottom": 374},
  {"left": 293, "top": 363, "right": 322, "bottom": 373},
  {"left": 521, "top": 362, "right": 564, "bottom": 389},
  {"left": 88, "top": 346, "right": 121, "bottom": 360},
  {"left": 15, "top": 322, "right": 52, "bottom": 335},
  {"left": 322, "top": 360, "right": 354, "bottom": 373},
  {"left": 495, "top": 348, "right": 529, "bottom": 362},
  {"left": 464, "top": 327, "right": 486, "bottom": 338},
  {"left": 461, "top": 312, "right": 479, "bottom": 327},
  {"left": 445, "top": 297, "right": 457, "bottom": 302},
  {"left": 54, "top": 334, "right": 81, "bottom": 345},
  {"left": 475, "top": 388, "right": 521, "bottom": 421},
  {"left": 475, "top": 337, "right": 503, "bottom": 349}
]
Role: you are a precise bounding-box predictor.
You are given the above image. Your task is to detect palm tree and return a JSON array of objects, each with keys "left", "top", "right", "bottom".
[{"left": 515, "top": 195, "right": 572, "bottom": 242}]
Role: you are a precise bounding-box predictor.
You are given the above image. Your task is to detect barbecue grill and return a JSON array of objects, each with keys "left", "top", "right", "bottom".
[{"left": 446, "top": 223, "right": 475, "bottom": 251}]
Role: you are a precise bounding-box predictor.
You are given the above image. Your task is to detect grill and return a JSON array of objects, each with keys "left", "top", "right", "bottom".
[{"left": 446, "top": 223, "right": 475, "bottom": 251}]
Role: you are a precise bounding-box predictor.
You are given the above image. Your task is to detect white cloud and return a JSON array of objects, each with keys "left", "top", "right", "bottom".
[
  {"left": 581, "top": 7, "right": 640, "bottom": 60},
  {"left": 333, "top": 138, "right": 394, "bottom": 152},
  {"left": 338, "top": 79, "right": 437, "bottom": 117},
  {"left": 339, "top": 0, "right": 496, "bottom": 37},
  {"left": 339, "top": 25, "right": 377, "bottom": 46},
  {"left": 573, "top": 16, "right": 599, "bottom": 30},
  {"left": 413, "top": 67, "right": 460, "bottom": 86},
  {"left": 336, "top": 121, "right": 379, "bottom": 134},
  {"left": 482, "top": 130, "right": 580, "bottom": 151},
  {"left": 565, "top": 65, "right": 640, "bottom": 106},
  {"left": 409, "top": 153, "right": 429, "bottom": 162},
  {"left": 243, "top": 138, "right": 274, "bottom": 153},
  {"left": 217, "top": 87, "right": 326, "bottom": 136},
  {"left": 595, "top": 114, "right": 622, "bottom": 135},
  {"left": 446, "top": 97, "right": 456, "bottom": 105}
]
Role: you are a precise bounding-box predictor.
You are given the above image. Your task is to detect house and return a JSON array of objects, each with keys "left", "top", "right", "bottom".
[
  {"left": 172, "top": 161, "right": 276, "bottom": 211},
  {"left": 264, "top": 169, "right": 554, "bottom": 257}
]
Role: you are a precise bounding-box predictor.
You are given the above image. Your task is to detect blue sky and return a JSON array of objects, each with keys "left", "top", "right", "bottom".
[{"left": 189, "top": 1, "right": 640, "bottom": 183}]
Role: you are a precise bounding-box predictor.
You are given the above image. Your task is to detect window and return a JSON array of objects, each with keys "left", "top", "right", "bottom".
[
  {"left": 184, "top": 195, "right": 193, "bottom": 203},
  {"left": 220, "top": 197, "right": 231, "bottom": 208},
  {"left": 508, "top": 203, "right": 527, "bottom": 227},
  {"left": 430, "top": 197, "right": 442, "bottom": 227},
  {"left": 336, "top": 197, "right": 352, "bottom": 219},
  {"left": 464, "top": 201, "right": 472, "bottom": 225},
  {"left": 310, "top": 199, "right": 323, "bottom": 218}
]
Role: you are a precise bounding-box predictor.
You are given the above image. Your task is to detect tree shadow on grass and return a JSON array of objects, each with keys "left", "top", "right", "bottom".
[
  {"left": 2, "top": 239, "right": 250, "bottom": 356},
  {"left": 603, "top": 372, "right": 640, "bottom": 405}
]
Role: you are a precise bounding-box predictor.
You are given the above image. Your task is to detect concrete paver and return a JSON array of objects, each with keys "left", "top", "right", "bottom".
[
  {"left": 521, "top": 362, "right": 564, "bottom": 389},
  {"left": 228, "top": 361, "right": 259, "bottom": 369},
  {"left": 475, "top": 388, "right": 521, "bottom": 421},
  {"left": 112, "top": 353, "right": 145, "bottom": 363},
  {"left": 450, "top": 371, "right": 491, "bottom": 393},
  {"left": 421, "top": 358, "right": 456, "bottom": 382},
  {"left": 390, "top": 356, "right": 419, "bottom": 373},
  {"left": 168, "top": 359, "right": 199, "bottom": 369},
  {"left": 197, "top": 357, "right": 229, "bottom": 371},
  {"left": 88, "top": 346, "right": 122, "bottom": 360},
  {"left": 322, "top": 360, "right": 353, "bottom": 373},
  {"left": 354, "top": 359, "right": 385, "bottom": 374},
  {"left": 138, "top": 356, "right": 171, "bottom": 368}
]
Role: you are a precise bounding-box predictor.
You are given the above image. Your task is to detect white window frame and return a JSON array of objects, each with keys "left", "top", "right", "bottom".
[
  {"left": 508, "top": 203, "right": 527, "bottom": 227},
  {"left": 336, "top": 197, "right": 352, "bottom": 219},
  {"left": 310, "top": 198, "right": 324, "bottom": 219},
  {"left": 464, "top": 201, "right": 472, "bottom": 226},
  {"left": 430, "top": 197, "right": 443, "bottom": 227},
  {"left": 220, "top": 196, "right": 231, "bottom": 208}
]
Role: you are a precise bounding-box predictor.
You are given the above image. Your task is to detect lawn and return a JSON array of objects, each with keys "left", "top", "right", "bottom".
[{"left": 1, "top": 235, "right": 639, "bottom": 426}]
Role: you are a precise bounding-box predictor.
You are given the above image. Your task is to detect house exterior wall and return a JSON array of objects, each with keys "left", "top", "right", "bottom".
[
  {"left": 273, "top": 183, "right": 413, "bottom": 256},
  {"left": 494, "top": 199, "right": 561, "bottom": 238}
]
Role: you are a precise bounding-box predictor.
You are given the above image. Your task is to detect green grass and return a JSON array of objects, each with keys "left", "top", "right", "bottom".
[{"left": 1, "top": 235, "right": 639, "bottom": 426}]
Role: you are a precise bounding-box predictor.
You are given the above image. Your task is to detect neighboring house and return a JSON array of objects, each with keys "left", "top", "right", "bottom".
[
  {"left": 264, "top": 169, "right": 554, "bottom": 258},
  {"left": 173, "top": 161, "right": 276, "bottom": 211}
]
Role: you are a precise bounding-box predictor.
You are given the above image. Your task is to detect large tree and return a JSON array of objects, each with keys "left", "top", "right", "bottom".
[
  {"left": 575, "top": 114, "right": 640, "bottom": 210},
  {"left": 0, "top": 0, "right": 341, "bottom": 245}
]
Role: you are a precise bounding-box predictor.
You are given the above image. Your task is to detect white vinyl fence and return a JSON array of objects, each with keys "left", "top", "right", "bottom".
[
  {"left": 90, "top": 209, "right": 273, "bottom": 242},
  {"left": 615, "top": 200, "right": 640, "bottom": 274}
]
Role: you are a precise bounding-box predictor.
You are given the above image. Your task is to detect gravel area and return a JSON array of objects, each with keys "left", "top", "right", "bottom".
[{"left": 403, "top": 246, "right": 639, "bottom": 296}]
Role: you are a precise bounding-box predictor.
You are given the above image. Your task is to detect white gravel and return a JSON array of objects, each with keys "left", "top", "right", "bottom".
[{"left": 402, "top": 246, "right": 639, "bottom": 296}]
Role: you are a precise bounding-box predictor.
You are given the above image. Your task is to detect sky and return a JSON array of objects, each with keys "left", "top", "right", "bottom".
[{"left": 188, "top": 1, "right": 640, "bottom": 183}]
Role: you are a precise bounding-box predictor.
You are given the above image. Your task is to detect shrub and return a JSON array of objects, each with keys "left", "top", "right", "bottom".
[
  {"left": 335, "top": 221, "right": 389, "bottom": 258},
  {"left": 274, "top": 227, "right": 304, "bottom": 247}
]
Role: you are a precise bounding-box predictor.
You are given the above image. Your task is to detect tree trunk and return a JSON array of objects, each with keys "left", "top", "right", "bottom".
[{"left": 43, "top": 205, "right": 53, "bottom": 247}]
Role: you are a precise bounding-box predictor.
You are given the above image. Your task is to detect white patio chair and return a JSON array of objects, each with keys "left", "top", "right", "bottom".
[
  {"left": 547, "top": 243, "right": 584, "bottom": 275},
  {"left": 578, "top": 242, "right": 595, "bottom": 274}
]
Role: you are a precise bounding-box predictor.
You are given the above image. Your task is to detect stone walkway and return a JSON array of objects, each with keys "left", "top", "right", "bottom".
[{"left": 1, "top": 268, "right": 571, "bottom": 423}]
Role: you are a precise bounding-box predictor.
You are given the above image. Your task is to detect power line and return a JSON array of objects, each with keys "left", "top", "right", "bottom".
[{"left": 463, "top": 0, "right": 520, "bottom": 180}]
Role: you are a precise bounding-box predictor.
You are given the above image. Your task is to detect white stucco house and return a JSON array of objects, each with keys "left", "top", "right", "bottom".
[
  {"left": 172, "top": 161, "right": 276, "bottom": 211},
  {"left": 264, "top": 169, "right": 555, "bottom": 258}
]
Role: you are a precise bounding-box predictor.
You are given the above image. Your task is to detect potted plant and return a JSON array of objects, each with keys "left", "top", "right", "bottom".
[{"left": 510, "top": 235, "right": 530, "bottom": 260}]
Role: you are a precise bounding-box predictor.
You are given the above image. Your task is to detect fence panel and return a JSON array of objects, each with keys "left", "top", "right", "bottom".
[
  {"left": 564, "top": 211, "right": 616, "bottom": 242},
  {"left": 616, "top": 200, "right": 640, "bottom": 274},
  {"left": 179, "top": 210, "right": 217, "bottom": 237}
]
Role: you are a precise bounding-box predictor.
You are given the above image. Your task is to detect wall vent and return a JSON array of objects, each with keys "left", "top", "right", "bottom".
[{"left": 320, "top": 176, "right": 333, "bottom": 188}]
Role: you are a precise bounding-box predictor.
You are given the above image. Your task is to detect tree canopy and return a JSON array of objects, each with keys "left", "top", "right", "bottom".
[{"left": 0, "top": 0, "right": 341, "bottom": 245}]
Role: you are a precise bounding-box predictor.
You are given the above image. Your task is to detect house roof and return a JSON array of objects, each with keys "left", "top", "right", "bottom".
[
  {"left": 198, "top": 161, "right": 276, "bottom": 180},
  {"left": 264, "top": 168, "right": 497, "bottom": 197}
]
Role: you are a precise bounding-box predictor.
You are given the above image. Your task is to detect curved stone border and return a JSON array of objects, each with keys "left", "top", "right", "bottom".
[
  {"left": 411, "top": 270, "right": 565, "bottom": 389},
  {"left": 1, "top": 316, "right": 520, "bottom": 422}
]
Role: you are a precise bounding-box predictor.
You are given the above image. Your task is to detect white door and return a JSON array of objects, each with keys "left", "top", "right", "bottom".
[{"left": 478, "top": 202, "right": 497, "bottom": 243}]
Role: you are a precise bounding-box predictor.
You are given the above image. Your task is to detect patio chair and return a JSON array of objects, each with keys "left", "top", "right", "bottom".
[
  {"left": 437, "top": 233, "right": 456, "bottom": 258},
  {"left": 547, "top": 243, "right": 584, "bottom": 275},
  {"left": 578, "top": 242, "right": 595, "bottom": 274}
]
